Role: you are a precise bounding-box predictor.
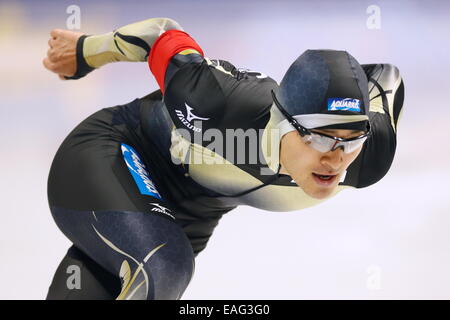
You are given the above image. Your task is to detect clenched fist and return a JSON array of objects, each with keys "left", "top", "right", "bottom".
[{"left": 43, "top": 29, "right": 84, "bottom": 80}]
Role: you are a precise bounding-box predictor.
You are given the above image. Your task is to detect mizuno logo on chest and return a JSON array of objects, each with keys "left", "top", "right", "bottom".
[{"left": 175, "top": 103, "right": 210, "bottom": 132}]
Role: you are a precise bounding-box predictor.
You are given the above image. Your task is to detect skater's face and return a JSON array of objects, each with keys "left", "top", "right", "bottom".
[{"left": 279, "top": 128, "right": 364, "bottom": 199}]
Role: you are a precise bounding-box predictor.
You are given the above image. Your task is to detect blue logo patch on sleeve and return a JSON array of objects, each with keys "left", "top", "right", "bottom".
[
  {"left": 327, "top": 98, "right": 361, "bottom": 112},
  {"left": 120, "top": 143, "right": 162, "bottom": 200}
]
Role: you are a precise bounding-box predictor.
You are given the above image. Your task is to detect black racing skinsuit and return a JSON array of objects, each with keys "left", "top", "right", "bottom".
[{"left": 46, "top": 48, "right": 404, "bottom": 299}]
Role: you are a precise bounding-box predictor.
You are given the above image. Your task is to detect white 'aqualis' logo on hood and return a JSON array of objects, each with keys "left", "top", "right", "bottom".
[
  {"left": 327, "top": 98, "right": 361, "bottom": 112},
  {"left": 175, "top": 103, "right": 210, "bottom": 132}
]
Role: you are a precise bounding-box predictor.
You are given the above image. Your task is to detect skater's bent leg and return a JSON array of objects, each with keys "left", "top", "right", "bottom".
[
  {"left": 47, "top": 109, "right": 194, "bottom": 299},
  {"left": 50, "top": 207, "right": 194, "bottom": 300}
]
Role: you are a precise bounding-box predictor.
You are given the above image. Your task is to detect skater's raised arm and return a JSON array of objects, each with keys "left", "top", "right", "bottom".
[{"left": 43, "top": 18, "right": 185, "bottom": 80}]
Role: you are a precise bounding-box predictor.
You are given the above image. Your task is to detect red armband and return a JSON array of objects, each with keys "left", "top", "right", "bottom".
[{"left": 148, "top": 30, "right": 204, "bottom": 93}]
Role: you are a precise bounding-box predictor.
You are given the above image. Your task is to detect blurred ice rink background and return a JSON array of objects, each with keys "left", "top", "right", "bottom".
[{"left": 1, "top": 0, "right": 449, "bottom": 299}]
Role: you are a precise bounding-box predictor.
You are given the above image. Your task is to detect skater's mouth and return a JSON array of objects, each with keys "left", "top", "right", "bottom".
[{"left": 312, "top": 172, "right": 338, "bottom": 186}]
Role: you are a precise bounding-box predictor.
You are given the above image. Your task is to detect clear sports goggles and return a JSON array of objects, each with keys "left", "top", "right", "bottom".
[{"left": 271, "top": 90, "right": 371, "bottom": 154}]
